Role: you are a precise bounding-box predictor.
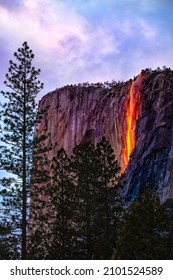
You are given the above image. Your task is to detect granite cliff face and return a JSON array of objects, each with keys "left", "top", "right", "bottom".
[
  {"left": 36, "top": 69, "right": 173, "bottom": 203},
  {"left": 123, "top": 70, "right": 173, "bottom": 202}
]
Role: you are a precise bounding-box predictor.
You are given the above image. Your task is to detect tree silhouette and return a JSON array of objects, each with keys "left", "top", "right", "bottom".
[
  {"left": 27, "top": 139, "right": 122, "bottom": 260},
  {"left": 114, "top": 191, "right": 170, "bottom": 260},
  {"left": 70, "top": 138, "right": 122, "bottom": 259},
  {"left": 70, "top": 141, "right": 99, "bottom": 259},
  {"left": 48, "top": 149, "right": 77, "bottom": 259},
  {"left": 93, "top": 137, "right": 122, "bottom": 259},
  {"left": 0, "top": 42, "right": 43, "bottom": 259}
]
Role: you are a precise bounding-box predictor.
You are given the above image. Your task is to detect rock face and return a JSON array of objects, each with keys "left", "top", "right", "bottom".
[
  {"left": 123, "top": 70, "right": 173, "bottom": 202},
  {"left": 36, "top": 69, "right": 173, "bottom": 203}
]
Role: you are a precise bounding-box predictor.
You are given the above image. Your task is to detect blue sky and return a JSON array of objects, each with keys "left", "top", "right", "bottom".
[{"left": 0, "top": 0, "right": 173, "bottom": 100}]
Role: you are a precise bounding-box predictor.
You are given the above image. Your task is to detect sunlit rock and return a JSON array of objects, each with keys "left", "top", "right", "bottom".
[{"left": 35, "top": 69, "right": 173, "bottom": 203}]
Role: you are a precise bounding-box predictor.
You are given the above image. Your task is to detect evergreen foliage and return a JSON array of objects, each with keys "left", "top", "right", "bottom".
[
  {"left": 26, "top": 132, "right": 53, "bottom": 259},
  {"left": 0, "top": 225, "right": 19, "bottom": 259},
  {"left": 93, "top": 138, "right": 122, "bottom": 259},
  {"left": 70, "top": 141, "right": 100, "bottom": 259},
  {"left": 114, "top": 191, "right": 171, "bottom": 260},
  {"left": 29, "top": 138, "right": 122, "bottom": 259},
  {"left": 0, "top": 42, "right": 43, "bottom": 259},
  {"left": 47, "top": 148, "right": 77, "bottom": 259}
]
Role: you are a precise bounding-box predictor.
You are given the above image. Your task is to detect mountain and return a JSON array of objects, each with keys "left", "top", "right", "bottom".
[{"left": 35, "top": 68, "right": 173, "bottom": 204}]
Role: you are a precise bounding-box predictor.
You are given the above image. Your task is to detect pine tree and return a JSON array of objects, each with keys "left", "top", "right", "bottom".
[
  {"left": 114, "top": 191, "right": 170, "bottom": 260},
  {"left": 0, "top": 42, "right": 43, "bottom": 259},
  {"left": 47, "top": 148, "right": 77, "bottom": 259},
  {"left": 28, "top": 148, "right": 76, "bottom": 260},
  {"left": 27, "top": 138, "right": 122, "bottom": 259},
  {"left": 0, "top": 223, "right": 19, "bottom": 259},
  {"left": 93, "top": 137, "right": 122, "bottom": 259},
  {"left": 70, "top": 141, "right": 99, "bottom": 259},
  {"left": 70, "top": 139, "right": 122, "bottom": 259},
  {"left": 26, "top": 132, "right": 52, "bottom": 260}
]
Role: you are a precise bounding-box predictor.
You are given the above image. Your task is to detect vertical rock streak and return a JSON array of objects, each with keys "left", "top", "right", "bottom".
[
  {"left": 126, "top": 80, "right": 135, "bottom": 161},
  {"left": 124, "top": 73, "right": 143, "bottom": 168}
]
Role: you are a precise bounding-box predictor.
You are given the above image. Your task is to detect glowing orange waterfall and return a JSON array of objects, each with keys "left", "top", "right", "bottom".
[
  {"left": 124, "top": 73, "right": 143, "bottom": 169},
  {"left": 126, "top": 80, "right": 135, "bottom": 161}
]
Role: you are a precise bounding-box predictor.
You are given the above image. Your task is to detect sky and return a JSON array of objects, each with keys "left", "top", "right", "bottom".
[{"left": 0, "top": 0, "right": 173, "bottom": 101}]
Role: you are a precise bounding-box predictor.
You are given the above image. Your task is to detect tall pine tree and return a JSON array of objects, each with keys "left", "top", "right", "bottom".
[
  {"left": 70, "top": 141, "right": 99, "bottom": 259},
  {"left": 93, "top": 137, "right": 122, "bottom": 259},
  {"left": 0, "top": 42, "right": 43, "bottom": 259},
  {"left": 70, "top": 139, "right": 122, "bottom": 259},
  {"left": 48, "top": 148, "right": 76, "bottom": 259}
]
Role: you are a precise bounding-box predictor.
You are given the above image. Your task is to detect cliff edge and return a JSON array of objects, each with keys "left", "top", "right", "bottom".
[{"left": 36, "top": 68, "right": 173, "bottom": 203}]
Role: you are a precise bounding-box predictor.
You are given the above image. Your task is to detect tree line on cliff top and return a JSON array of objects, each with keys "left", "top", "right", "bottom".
[{"left": 0, "top": 42, "right": 173, "bottom": 260}]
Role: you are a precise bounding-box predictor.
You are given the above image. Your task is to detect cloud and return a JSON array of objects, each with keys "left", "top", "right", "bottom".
[
  {"left": 0, "top": 0, "right": 88, "bottom": 91},
  {"left": 0, "top": 0, "right": 173, "bottom": 98},
  {"left": 0, "top": 0, "right": 85, "bottom": 50},
  {"left": 0, "top": 0, "right": 21, "bottom": 10},
  {"left": 0, "top": 0, "right": 122, "bottom": 88}
]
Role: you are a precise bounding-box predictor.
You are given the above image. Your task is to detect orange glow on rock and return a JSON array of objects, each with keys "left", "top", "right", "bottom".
[
  {"left": 124, "top": 73, "right": 143, "bottom": 168},
  {"left": 126, "top": 80, "right": 134, "bottom": 161}
]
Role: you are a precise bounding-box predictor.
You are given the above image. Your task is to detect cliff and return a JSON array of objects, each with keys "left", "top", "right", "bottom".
[
  {"left": 36, "top": 68, "right": 173, "bottom": 203},
  {"left": 123, "top": 69, "right": 173, "bottom": 203}
]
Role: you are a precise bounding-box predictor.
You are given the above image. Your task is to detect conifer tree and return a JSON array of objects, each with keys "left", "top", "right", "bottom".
[
  {"left": 28, "top": 148, "right": 76, "bottom": 260},
  {"left": 93, "top": 137, "right": 122, "bottom": 259},
  {"left": 70, "top": 139, "right": 122, "bottom": 259},
  {"left": 0, "top": 223, "right": 19, "bottom": 259},
  {"left": 0, "top": 42, "right": 43, "bottom": 259},
  {"left": 26, "top": 132, "right": 52, "bottom": 260},
  {"left": 47, "top": 148, "right": 77, "bottom": 259},
  {"left": 27, "top": 138, "right": 122, "bottom": 260},
  {"left": 70, "top": 141, "right": 99, "bottom": 259},
  {"left": 114, "top": 191, "right": 170, "bottom": 260}
]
